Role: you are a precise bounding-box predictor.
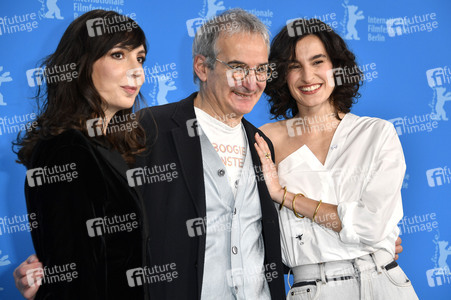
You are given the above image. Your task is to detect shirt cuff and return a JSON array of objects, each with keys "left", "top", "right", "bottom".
[{"left": 337, "top": 201, "right": 361, "bottom": 244}]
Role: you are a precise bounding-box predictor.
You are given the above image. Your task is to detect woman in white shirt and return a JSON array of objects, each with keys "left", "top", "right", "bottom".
[{"left": 254, "top": 18, "right": 419, "bottom": 299}]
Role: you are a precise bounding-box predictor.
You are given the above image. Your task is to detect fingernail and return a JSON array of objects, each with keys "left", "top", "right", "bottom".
[{"left": 28, "top": 256, "right": 36, "bottom": 263}]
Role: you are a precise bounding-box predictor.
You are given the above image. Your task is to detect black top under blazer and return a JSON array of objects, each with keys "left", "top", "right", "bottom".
[{"left": 136, "top": 92, "right": 286, "bottom": 300}]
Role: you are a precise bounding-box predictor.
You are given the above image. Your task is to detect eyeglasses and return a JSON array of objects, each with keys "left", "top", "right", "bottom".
[{"left": 215, "top": 58, "right": 272, "bottom": 82}]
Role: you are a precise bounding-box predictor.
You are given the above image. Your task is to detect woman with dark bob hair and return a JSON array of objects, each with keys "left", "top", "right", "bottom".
[
  {"left": 254, "top": 18, "right": 418, "bottom": 299},
  {"left": 13, "top": 9, "right": 151, "bottom": 300}
]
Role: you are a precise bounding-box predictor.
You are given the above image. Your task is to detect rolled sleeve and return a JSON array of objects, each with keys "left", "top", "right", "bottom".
[
  {"left": 337, "top": 201, "right": 361, "bottom": 244},
  {"left": 338, "top": 124, "right": 405, "bottom": 245}
]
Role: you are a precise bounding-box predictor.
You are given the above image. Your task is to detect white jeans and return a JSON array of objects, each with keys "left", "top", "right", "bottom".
[{"left": 287, "top": 250, "right": 418, "bottom": 300}]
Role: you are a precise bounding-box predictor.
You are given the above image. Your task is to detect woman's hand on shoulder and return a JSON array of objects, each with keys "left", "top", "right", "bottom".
[{"left": 254, "top": 132, "right": 285, "bottom": 203}]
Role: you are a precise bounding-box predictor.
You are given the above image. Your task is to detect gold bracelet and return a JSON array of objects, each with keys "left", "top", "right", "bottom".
[
  {"left": 312, "top": 199, "right": 322, "bottom": 222},
  {"left": 292, "top": 193, "right": 305, "bottom": 218},
  {"left": 279, "top": 186, "right": 287, "bottom": 211}
]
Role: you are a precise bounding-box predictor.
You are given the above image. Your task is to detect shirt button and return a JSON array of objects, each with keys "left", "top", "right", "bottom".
[
  {"left": 233, "top": 208, "right": 237, "bottom": 215},
  {"left": 234, "top": 180, "right": 239, "bottom": 188},
  {"left": 232, "top": 246, "right": 238, "bottom": 254},
  {"left": 218, "top": 169, "right": 225, "bottom": 177}
]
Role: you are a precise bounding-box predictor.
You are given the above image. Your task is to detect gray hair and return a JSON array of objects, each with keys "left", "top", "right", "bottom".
[{"left": 192, "top": 8, "right": 270, "bottom": 84}]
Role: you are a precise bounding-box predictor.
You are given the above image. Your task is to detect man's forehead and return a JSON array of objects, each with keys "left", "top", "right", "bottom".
[{"left": 216, "top": 33, "right": 268, "bottom": 63}]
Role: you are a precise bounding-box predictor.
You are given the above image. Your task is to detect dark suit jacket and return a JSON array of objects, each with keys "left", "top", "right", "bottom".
[
  {"left": 137, "top": 92, "right": 286, "bottom": 299},
  {"left": 26, "top": 129, "right": 150, "bottom": 300}
]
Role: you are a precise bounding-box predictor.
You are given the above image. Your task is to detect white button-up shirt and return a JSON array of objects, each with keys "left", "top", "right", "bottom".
[{"left": 277, "top": 113, "right": 406, "bottom": 267}]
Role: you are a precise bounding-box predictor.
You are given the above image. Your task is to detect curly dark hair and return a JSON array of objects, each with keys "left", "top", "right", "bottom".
[
  {"left": 14, "top": 10, "right": 149, "bottom": 166},
  {"left": 265, "top": 18, "right": 363, "bottom": 120}
]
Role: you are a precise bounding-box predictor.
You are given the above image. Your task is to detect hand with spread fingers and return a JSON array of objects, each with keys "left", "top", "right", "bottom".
[{"left": 254, "top": 132, "right": 284, "bottom": 203}]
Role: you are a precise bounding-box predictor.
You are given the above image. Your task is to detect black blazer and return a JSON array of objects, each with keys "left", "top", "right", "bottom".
[
  {"left": 137, "top": 92, "right": 286, "bottom": 299},
  {"left": 25, "top": 129, "right": 150, "bottom": 300}
]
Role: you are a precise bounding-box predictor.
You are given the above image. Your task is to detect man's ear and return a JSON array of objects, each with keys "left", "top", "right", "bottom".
[{"left": 193, "top": 55, "right": 208, "bottom": 82}]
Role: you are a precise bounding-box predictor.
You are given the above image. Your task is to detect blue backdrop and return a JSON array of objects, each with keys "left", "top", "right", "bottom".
[{"left": 0, "top": 0, "right": 450, "bottom": 299}]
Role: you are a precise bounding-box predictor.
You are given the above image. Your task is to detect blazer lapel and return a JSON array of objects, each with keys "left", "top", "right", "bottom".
[
  {"left": 170, "top": 93, "right": 206, "bottom": 218},
  {"left": 170, "top": 93, "right": 206, "bottom": 297}
]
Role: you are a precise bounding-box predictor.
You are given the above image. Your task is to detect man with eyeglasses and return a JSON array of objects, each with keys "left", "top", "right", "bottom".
[{"left": 132, "top": 8, "right": 287, "bottom": 299}]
